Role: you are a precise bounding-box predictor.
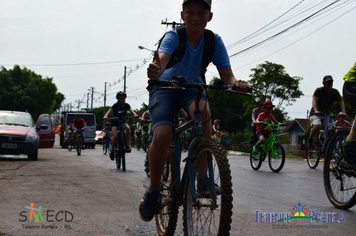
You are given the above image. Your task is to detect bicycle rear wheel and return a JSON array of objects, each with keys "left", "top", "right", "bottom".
[
  {"left": 268, "top": 143, "right": 285, "bottom": 172},
  {"left": 307, "top": 137, "right": 320, "bottom": 169},
  {"left": 183, "top": 139, "right": 232, "bottom": 236},
  {"left": 155, "top": 146, "right": 178, "bottom": 236},
  {"left": 323, "top": 128, "right": 356, "bottom": 209},
  {"left": 250, "top": 146, "right": 262, "bottom": 170}
]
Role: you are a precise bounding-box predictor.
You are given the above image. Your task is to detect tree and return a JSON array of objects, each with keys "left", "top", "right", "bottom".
[
  {"left": 208, "top": 77, "right": 252, "bottom": 133},
  {"left": 0, "top": 65, "right": 64, "bottom": 119},
  {"left": 249, "top": 61, "right": 304, "bottom": 111}
]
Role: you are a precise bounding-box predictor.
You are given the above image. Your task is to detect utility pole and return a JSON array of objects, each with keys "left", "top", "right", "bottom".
[
  {"left": 161, "top": 19, "right": 184, "bottom": 29},
  {"left": 91, "top": 87, "right": 94, "bottom": 111},
  {"left": 87, "top": 93, "right": 90, "bottom": 108},
  {"left": 124, "top": 66, "right": 127, "bottom": 92}
]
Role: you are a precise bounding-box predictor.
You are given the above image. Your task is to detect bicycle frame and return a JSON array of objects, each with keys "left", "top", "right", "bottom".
[
  {"left": 259, "top": 123, "right": 281, "bottom": 157},
  {"left": 170, "top": 86, "right": 217, "bottom": 205}
]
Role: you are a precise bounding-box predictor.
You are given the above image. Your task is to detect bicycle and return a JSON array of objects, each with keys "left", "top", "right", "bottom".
[
  {"left": 323, "top": 127, "right": 356, "bottom": 209},
  {"left": 102, "top": 132, "right": 111, "bottom": 155},
  {"left": 107, "top": 113, "right": 135, "bottom": 171},
  {"left": 67, "top": 135, "right": 75, "bottom": 152},
  {"left": 135, "top": 131, "right": 142, "bottom": 151},
  {"left": 73, "top": 128, "right": 84, "bottom": 156},
  {"left": 250, "top": 123, "right": 286, "bottom": 172},
  {"left": 141, "top": 124, "right": 150, "bottom": 153},
  {"left": 307, "top": 114, "right": 335, "bottom": 169},
  {"left": 147, "top": 77, "right": 251, "bottom": 236}
]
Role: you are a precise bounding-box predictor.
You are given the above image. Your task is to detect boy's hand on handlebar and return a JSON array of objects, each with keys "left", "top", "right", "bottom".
[
  {"left": 147, "top": 50, "right": 161, "bottom": 80},
  {"left": 233, "top": 80, "right": 249, "bottom": 92}
]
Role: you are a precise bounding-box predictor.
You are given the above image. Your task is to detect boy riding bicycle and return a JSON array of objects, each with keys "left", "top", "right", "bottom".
[
  {"left": 252, "top": 101, "right": 281, "bottom": 155},
  {"left": 139, "top": 0, "right": 249, "bottom": 222}
]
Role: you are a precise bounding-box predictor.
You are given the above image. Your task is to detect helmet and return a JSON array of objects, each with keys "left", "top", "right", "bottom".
[
  {"left": 116, "top": 91, "right": 127, "bottom": 99},
  {"left": 343, "top": 82, "right": 356, "bottom": 108}
]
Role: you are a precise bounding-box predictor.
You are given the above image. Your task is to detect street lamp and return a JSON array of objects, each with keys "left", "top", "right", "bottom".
[{"left": 138, "top": 46, "right": 154, "bottom": 54}]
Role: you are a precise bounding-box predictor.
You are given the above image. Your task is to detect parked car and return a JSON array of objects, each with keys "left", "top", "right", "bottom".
[
  {"left": 95, "top": 130, "right": 104, "bottom": 144},
  {"left": 0, "top": 110, "right": 55, "bottom": 160}
]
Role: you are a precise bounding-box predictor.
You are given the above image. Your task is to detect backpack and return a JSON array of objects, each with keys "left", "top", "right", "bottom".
[{"left": 155, "top": 26, "right": 215, "bottom": 84}]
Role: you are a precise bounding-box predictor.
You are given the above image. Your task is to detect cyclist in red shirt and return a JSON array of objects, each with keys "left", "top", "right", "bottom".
[
  {"left": 72, "top": 115, "right": 87, "bottom": 149},
  {"left": 252, "top": 101, "right": 281, "bottom": 155}
]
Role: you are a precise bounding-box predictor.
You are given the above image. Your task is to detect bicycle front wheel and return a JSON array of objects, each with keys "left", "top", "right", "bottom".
[
  {"left": 323, "top": 128, "right": 356, "bottom": 209},
  {"left": 102, "top": 139, "right": 107, "bottom": 155},
  {"left": 250, "top": 146, "right": 262, "bottom": 170},
  {"left": 268, "top": 143, "right": 285, "bottom": 172},
  {"left": 155, "top": 146, "right": 178, "bottom": 236},
  {"left": 67, "top": 141, "right": 72, "bottom": 151},
  {"left": 307, "top": 137, "right": 320, "bottom": 169},
  {"left": 183, "top": 139, "right": 232, "bottom": 236},
  {"left": 76, "top": 139, "right": 81, "bottom": 156}
]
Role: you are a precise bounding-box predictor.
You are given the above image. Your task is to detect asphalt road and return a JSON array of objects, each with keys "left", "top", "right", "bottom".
[{"left": 0, "top": 137, "right": 355, "bottom": 236}]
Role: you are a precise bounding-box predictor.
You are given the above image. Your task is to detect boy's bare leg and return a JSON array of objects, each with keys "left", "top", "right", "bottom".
[{"left": 148, "top": 125, "right": 173, "bottom": 188}]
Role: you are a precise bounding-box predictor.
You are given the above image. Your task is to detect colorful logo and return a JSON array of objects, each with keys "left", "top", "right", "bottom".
[
  {"left": 255, "top": 202, "right": 345, "bottom": 224},
  {"left": 19, "top": 202, "right": 74, "bottom": 223}
]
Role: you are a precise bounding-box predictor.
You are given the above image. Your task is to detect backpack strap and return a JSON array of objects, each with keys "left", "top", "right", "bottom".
[
  {"left": 201, "top": 29, "right": 215, "bottom": 84},
  {"left": 166, "top": 27, "right": 187, "bottom": 69},
  {"left": 153, "top": 27, "right": 215, "bottom": 83}
]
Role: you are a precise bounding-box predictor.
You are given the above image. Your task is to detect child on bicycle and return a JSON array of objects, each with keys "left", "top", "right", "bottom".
[
  {"left": 139, "top": 0, "right": 249, "bottom": 222},
  {"left": 212, "top": 119, "right": 223, "bottom": 143},
  {"left": 72, "top": 115, "right": 87, "bottom": 150},
  {"left": 103, "top": 91, "right": 139, "bottom": 160},
  {"left": 342, "top": 62, "right": 356, "bottom": 164},
  {"left": 100, "top": 122, "right": 112, "bottom": 148},
  {"left": 252, "top": 101, "right": 281, "bottom": 155},
  {"left": 334, "top": 112, "right": 351, "bottom": 132}
]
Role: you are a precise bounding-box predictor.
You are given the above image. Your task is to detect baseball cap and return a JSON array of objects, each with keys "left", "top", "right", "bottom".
[
  {"left": 323, "top": 75, "right": 334, "bottom": 82},
  {"left": 183, "top": 0, "right": 212, "bottom": 10},
  {"left": 263, "top": 101, "right": 275, "bottom": 108}
]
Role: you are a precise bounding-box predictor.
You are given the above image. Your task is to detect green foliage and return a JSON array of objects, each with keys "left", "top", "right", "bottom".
[
  {"left": 229, "top": 129, "right": 252, "bottom": 144},
  {"left": 208, "top": 77, "right": 252, "bottom": 134},
  {"left": 276, "top": 133, "right": 291, "bottom": 144},
  {"left": 249, "top": 61, "right": 304, "bottom": 109},
  {"left": 331, "top": 97, "right": 356, "bottom": 121},
  {"left": 0, "top": 65, "right": 64, "bottom": 120}
]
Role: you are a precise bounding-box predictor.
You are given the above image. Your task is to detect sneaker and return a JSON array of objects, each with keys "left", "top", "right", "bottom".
[
  {"left": 109, "top": 151, "right": 114, "bottom": 161},
  {"left": 252, "top": 146, "right": 259, "bottom": 155},
  {"left": 197, "top": 175, "right": 221, "bottom": 197},
  {"left": 125, "top": 146, "right": 132, "bottom": 153},
  {"left": 344, "top": 140, "right": 356, "bottom": 165},
  {"left": 139, "top": 189, "right": 160, "bottom": 222}
]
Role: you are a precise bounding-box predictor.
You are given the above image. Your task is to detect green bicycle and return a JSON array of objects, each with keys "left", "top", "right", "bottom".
[{"left": 250, "top": 123, "right": 286, "bottom": 172}]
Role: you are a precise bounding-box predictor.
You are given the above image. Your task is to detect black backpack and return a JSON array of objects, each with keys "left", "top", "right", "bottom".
[{"left": 155, "top": 26, "right": 215, "bottom": 84}]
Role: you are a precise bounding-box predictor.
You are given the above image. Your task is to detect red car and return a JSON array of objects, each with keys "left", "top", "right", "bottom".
[{"left": 0, "top": 110, "right": 55, "bottom": 160}]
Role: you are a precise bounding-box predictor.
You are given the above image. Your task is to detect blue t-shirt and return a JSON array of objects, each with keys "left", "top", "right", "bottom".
[
  {"left": 158, "top": 29, "right": 230, "bottom": 83},
  {"left": 111, "top": 103, "right": 131, "bottom": 118}
]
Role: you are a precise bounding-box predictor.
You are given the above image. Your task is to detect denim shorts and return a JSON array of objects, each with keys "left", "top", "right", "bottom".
[
  {"left": 149, "top": 87, "right": 208, "bottom": 131},
  {"left": 257, "top": 131, "right": 272, "bottom": 139}
]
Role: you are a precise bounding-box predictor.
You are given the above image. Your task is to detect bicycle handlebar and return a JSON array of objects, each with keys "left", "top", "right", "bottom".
[{"left": 146, "top": 77, "right": 252, "bottom": 96}]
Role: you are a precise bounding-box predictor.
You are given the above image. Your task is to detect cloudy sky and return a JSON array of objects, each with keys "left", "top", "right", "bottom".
[{"left": 1, "top": 0, "right": 355, "bottom": 120}]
